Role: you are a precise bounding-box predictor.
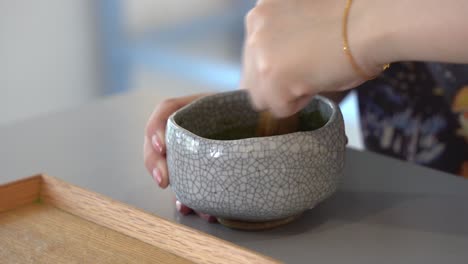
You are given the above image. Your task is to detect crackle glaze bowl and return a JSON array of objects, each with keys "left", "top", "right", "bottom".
[{"left": 166, "top": 90, "right": 346, "bottom": 229}]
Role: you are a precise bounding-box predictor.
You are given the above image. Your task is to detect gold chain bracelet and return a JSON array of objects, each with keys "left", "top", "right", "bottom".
[{"left": 342, "top": 0, "right": 389, "bottom": 80}]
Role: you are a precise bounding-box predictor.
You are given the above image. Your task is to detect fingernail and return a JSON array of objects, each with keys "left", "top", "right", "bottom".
[
  {"left": 176, "top": 200, "right": 193, "bottom": 215},
  {"left": 152, "top": 168, "right": 162, "bottom": 185},
  {"left": 152, "top": 134, "right": 163, "bottom": 153}
]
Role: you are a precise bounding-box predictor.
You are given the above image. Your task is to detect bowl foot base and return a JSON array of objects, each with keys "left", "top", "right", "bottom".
[{"left": 217, "top": 214, "right": 302, "bottom": 231}]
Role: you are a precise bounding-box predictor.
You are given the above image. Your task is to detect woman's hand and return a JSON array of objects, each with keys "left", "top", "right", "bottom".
[
  {"left": 241, "top": 0, "right": 384, "bottom": 117},
  {"left": 144, "top": 94, "right": 206, "bottom": 188},
  {"left": 241, "top": 0, "right": 468, "bottom": 118},
  {"left": 143, "top": 93, "right": 217, "bottom": 222}
]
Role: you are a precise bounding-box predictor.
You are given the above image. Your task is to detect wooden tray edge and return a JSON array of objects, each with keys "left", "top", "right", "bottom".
[
  {"left": 0, "top": 174, "right": 42, "bottom": 213},
  {"left": 37, "top": 174, "right": 280, "bottom": 264}
]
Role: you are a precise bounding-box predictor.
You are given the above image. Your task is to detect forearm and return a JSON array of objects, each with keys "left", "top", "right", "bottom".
[{"left": 358, "top": 0, "right": 468, "bottom": 68}]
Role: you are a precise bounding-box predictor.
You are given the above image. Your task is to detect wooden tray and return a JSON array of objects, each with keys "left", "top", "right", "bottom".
[{"left": 0, "top": 174, "right": 279, "bottom": 264}]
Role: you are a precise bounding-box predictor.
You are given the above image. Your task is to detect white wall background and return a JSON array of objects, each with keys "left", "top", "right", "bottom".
[
  {"left": 124, "top": 0, "right": 234, "bottom": 34},
  {"left": 0, "top": 0, "right": 102, "bottom": 125},
  {"left": 0, "top": 1, "right": 240, "bottom": 126}
]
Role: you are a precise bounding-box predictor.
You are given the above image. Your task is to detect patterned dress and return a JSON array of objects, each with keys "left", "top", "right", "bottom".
[{"left": 357, "top": 62, "right": 468, "bottom": 177}]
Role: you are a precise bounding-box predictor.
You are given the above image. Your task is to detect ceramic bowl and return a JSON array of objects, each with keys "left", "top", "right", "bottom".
[{"left": 166, "top": 90, "right": 346, "bottom": 225}]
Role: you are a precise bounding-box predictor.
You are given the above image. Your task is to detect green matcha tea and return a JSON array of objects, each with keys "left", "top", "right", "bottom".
[{"left": 208, "top": 111, "right": 327, "bottom": 140}]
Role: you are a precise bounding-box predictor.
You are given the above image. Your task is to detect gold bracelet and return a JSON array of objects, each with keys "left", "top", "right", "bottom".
[{"left": 342, "top": 0, "right": 389, "bottom": 80}]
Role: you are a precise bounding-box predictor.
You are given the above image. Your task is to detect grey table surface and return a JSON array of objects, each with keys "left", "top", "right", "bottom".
[{"left": 2, "top": 88, "right": 468, "bottom": 264}]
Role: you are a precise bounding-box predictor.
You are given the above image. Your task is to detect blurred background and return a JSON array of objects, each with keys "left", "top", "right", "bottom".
[{"left": 0, "top": 0, "right": 363, "bottom": 149}]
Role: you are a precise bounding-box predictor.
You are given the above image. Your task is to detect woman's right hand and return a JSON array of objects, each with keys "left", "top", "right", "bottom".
[
  {"left": 240, "top": 0, "right": 388, "bottom": 118},
  {"left": 143, "top": 93, "right": 217, "bottom": 222}
]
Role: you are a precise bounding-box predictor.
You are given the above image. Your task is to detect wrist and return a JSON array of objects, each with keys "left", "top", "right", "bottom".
[{"left": 348, "top": 0, "right": 397, "bottom": 76}]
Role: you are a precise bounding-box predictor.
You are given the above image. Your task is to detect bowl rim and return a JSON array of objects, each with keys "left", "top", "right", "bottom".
[{"left": 167, "top": 90, "right": 340, "bottom": 143}]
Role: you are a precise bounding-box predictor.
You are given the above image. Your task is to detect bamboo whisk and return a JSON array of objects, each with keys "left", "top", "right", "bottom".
[{"left": 256, "top": 111, "right": 299, "bottom": 137}]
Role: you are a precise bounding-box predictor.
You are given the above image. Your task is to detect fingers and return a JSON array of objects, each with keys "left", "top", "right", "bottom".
[
  {"left": 195, "top": 212, "right": 218, "bottom": 223},
  {"left": 145, "top": 94, "right": 209, "bottom": 152},
  {"left": 242, "top": 12, "right": 314, "bottom": 117},
  {"left": 143, "top": 136, "right": 169, "bottom": 188},
  {"left": 144, "top": 93, "right": 210, "bottom": 188},
  {"left": 242, "top": 76, "right": 314, "bottom": 117},
  {"left": 242, "top": 57, "right": 314, "bottom": 117},
  {"left": 175, "top": 200, "right": 193, "bottom": 215},
  {"left": 263, "top": 82, "right": 304, "bottom": 117},
  {"left": 144, "top": 94, "right": 218, "bottom": 223},
  {"left": 294, "top": 94, "right": 314, "bottom": 110},
  {"left": 175, "top": 200, "right": 217, "bottom": 223}
]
